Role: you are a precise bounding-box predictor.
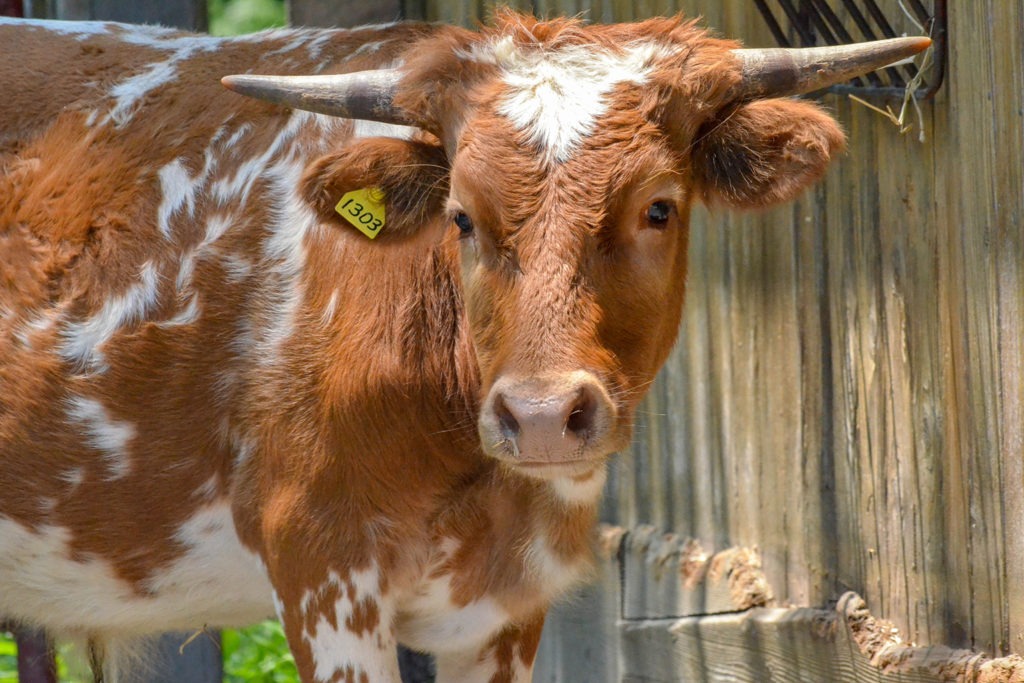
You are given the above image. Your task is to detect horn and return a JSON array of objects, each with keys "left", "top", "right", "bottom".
[
  {"left": 221, "top": 70, "right": 410, "bottom": 125},
  {"left": 733, "top": 36, "right": 932, "bottom": 100}
]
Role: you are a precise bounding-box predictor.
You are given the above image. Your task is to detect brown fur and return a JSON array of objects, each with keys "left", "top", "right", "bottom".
[{"left": 0, "top": 11, "right": 845, "bottom": 682}]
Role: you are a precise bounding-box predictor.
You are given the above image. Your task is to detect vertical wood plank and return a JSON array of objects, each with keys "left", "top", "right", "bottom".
[
  {"left": 51, "top": 0, "right": 207, "bottom": 28},
  {"left": 289, "top": 0, "right": 402, "bottom": 27}
]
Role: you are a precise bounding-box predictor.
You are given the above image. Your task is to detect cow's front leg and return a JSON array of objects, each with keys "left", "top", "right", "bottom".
[
  {"left": 274, "top": 563, "right": 401, "bottom": 683},
  {"left": 435, "top": 611, "right": 545, "bottom": 683}
]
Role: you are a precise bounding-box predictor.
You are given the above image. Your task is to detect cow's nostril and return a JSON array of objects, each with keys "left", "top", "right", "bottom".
[
  {"left": 495, "top": 395, "right": 521, "bottom": 440},
  {"left": 564, "top": 388, "right": 595, "bottom": 438}
]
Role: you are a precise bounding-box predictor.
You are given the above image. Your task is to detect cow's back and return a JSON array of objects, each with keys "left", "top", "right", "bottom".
[{"left": 0, "top": 17, "right": 436, "bottom": 636}]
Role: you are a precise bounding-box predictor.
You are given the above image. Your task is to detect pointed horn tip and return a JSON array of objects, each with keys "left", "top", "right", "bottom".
[
  {"left": 895, "top": 35, "right": 932, "bottom": 56},
  {"left": 221, "top": 74, "right": 252, "bottom": 92}
]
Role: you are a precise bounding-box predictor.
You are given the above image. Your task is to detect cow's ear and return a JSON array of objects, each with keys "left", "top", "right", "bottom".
[
  {"left": 302, "top": 136, "right": 449, "bottom": 240},
  {"left": 691, "top": 98, "right": 846, "bottom": 209}
]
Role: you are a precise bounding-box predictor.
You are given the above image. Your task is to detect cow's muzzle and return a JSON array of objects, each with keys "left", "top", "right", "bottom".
[{"left": 478, "top": 371, "right": 617, "bottom": 476}]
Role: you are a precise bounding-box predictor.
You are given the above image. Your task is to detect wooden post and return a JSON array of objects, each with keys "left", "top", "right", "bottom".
[
  {"left": 289, "top": 0, "right": 402, "bottom": 27},
  {"left": 13, "top": 628, "right": 56, "bottom": 683},
  {"left": 0, "top": 0, "right": 22, "bottom": 16},
  {"left": 49, "top": 0, "right": 207, "bottom": 28}
]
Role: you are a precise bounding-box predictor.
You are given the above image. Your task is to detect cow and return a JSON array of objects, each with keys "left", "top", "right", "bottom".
[{"left": 0, "top": 10, "right": 927, "bottom": 682}]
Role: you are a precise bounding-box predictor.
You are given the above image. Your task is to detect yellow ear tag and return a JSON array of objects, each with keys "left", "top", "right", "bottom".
[{"left": 335, "top": 187, "right": 386, "bottom": 239}]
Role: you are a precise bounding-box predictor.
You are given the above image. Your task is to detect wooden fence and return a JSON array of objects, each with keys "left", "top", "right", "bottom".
[{"left": 6, "top": 0, "right": 1022, "bottom": 681}]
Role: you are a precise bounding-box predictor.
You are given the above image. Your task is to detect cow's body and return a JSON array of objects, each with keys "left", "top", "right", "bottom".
[{"left": 0, "top": 13, "right": 923, "bottom": 683}]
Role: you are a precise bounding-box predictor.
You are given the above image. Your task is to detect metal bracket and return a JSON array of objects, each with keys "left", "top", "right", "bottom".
[{"left": 751, "top": 0, "right": 947, "bottom": 99}]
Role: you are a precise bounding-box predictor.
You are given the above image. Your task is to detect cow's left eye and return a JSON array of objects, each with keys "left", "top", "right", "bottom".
[
  {"left": 453, "top": 211, "right": 475, "bottom": 235},
  {"left": 646, "top": 201, "right": 671, "bottom": 226}
]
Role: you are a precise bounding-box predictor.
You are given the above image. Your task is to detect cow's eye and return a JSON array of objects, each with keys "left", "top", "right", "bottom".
[
  {"left": 453, "top": 211, "right": 474, "bottom": 235},
  {"left": 646, "top": 201, "right": 671, "bottom": 227}
]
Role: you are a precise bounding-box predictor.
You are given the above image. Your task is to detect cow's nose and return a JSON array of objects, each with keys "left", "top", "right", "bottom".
[{"left": 481, "top": 372, "right": 615, "bottom": 466}]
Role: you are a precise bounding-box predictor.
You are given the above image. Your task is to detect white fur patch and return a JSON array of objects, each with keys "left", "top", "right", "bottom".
[
  {"left": 351, "top": 119, "right": 417, "bottom": 140},
  {"left": 397, "top": 538, "right": 510, "bottom": 653},
  {"left": 157, "top": 159, "right": 196, "bottom": 239},
  {"left": 66, "top": 396, "right": 136, "bottom": 480},
  {"left": 144, "top": 504, "right": 274, "bottom": 626},
  {"left": 550, "top": 466, "right": 607, "bottom": 505},
  {"left": 102, "top": 32, "right": 224, "bottom": 126},
  {"left": 466, "top": 37, "right": 677, "bottom": 162},
  {"left": 301, "top": 564, "right": 400, "bottom": 683},
  {"left": 61, "top": 261, "right": 161, "bottom": 371},
  {"left": 0, "top": 507, "right": 272, "bottom": 634},
  {"left": 523, "top": 532, "right": 587, "bottom": 598},
  {"left": 0, "top": 16, "right": 110, "bottom": 36}
]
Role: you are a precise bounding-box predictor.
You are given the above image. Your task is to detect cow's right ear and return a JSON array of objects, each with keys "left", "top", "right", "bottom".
[
  {"left": 301, "top": 136, "right": 449, "bottom": 240},
  {"left": 691, "top": 98, "right": 846, "bottom": 210}
]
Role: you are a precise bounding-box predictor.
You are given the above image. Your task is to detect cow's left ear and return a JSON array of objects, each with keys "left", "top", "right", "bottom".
[
  {"left": 691, "top": 98, "right": 846, "bottom": 209},
  {"left": 302, "top": 136, "right": 449, "bottom": 241}
]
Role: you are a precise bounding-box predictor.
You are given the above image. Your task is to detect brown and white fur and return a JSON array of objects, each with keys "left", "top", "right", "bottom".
[{"left": 0, "top": 11, "right": 845, "bottom": 682}]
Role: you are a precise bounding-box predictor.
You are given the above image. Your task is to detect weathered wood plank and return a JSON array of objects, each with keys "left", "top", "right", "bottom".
[
  {"left": 671, "top": 594, "right": 1024, "bottom": 683},
  {"left": 535, "top": 527, "right": 624, "bottom": 683},
  {"left": 50, "top": 0, "right": 207, "bottom": 28},
  {"left": 289, "top": 0, "right": 403, "bottom": 27},
  {"left": 621, "top": 527, "right": 773, "bottom": 621}
]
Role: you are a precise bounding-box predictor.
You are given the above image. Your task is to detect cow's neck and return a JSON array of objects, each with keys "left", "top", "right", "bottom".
[{"left": 267, "top": 226, "right": 604, "bottom": 611}]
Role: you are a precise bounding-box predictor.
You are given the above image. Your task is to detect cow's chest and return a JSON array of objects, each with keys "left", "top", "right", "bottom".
[
  {"left": 0, "top": 504, "right": 274, "bottom": 634},
  {"left": 394, "top": 532, "right": 590, "bottom": 653}
]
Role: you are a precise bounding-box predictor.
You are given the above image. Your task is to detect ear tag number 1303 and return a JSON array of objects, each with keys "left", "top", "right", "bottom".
[{"left": 336, "top": 188, "right": 386, "bottom": 239}]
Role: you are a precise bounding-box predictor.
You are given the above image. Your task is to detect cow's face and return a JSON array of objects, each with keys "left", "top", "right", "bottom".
[
  {"left": 447, "top": 108, "right": 695, "bottom": 476},
  {"left": 415, "top": 19, "right": 846, "bottom": 478},
  {"left": 230, "top": 13, "right": 927, "bottom": 480}
]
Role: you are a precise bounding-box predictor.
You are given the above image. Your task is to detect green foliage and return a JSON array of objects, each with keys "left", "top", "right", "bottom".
[
  {"left": 0, "top": 632, "right": 16, "bottom": 683},
  {"left": 208, "top": 0, "right": 286, "bottom": 35},
  {"left": 223, "top": 620, "right": 299, "bottom": 683}
]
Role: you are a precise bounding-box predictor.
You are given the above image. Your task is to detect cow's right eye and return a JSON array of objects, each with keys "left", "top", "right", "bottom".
[{"left": 454, "top": 211, "right": 475, "bottom": 236}]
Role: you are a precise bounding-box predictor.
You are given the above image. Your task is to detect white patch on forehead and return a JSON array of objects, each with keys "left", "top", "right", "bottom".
[
  {"left": 468, "top": 37, "right": 677, "bottom": 162},
  {"left": 550, "top": 466, "right": 607, "bottom": 505},
  {"left": 66, "top": 396, "right": 135, "bottom": 480},
  {"left": 301, "top": 564, "right": 400, "bottom": 683},
  {"left": 61, "top": 261, "right": 161, "bottom": 370}
]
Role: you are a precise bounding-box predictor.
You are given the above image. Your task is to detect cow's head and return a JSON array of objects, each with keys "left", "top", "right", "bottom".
[{"left": 224, "top": 13, "right": 928, "bottom": 479}]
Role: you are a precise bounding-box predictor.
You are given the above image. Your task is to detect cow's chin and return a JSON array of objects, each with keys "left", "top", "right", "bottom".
[{"left": 498, "top": 456, "right": 607, "bottom": 481}]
